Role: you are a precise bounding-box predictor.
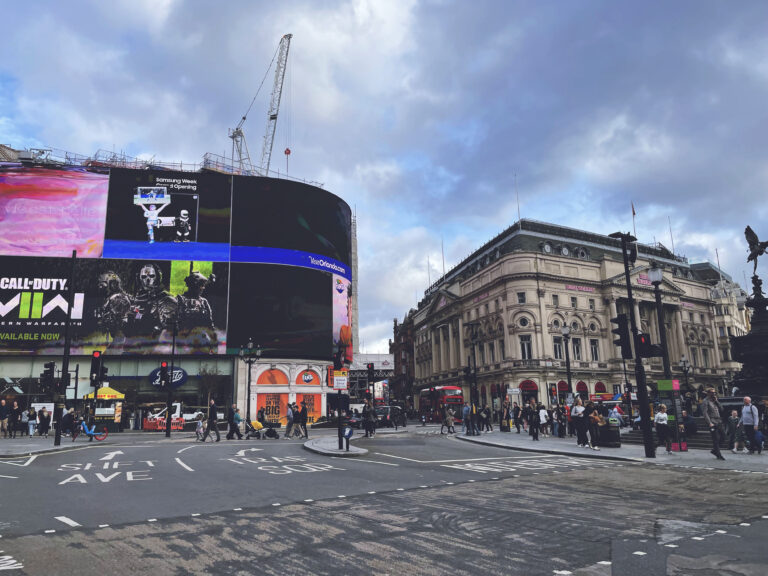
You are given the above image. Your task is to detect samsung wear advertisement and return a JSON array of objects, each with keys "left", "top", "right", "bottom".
[{"left": 0, "top": 163, "right": 352, "bottom": 361}]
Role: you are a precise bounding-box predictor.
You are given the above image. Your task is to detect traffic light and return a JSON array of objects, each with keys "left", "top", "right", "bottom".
[
  {"left": 463, "top": 366, "right": 471, "bottom": 379},
  {"left": 367, "top": 363, "right": 375, "bottom": 382},
  {"left": 636, "top": 333, "right": 664, "bottom": 358},
  {"left": 611, "top": 314, "right": 632, "bottom": 359},
  {"left": 90, "top": 351, "right": 102, "bottom": 382},
  {"left": 40, "top": 361, "right": 55, "bottom": 391},
  {"left": 159, "top": 361, "right": 169, "bottom": 386}
]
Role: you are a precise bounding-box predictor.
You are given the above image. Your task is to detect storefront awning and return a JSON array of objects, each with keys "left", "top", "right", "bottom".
[{"left": 83, "top": 386, "right": 125, "bottom": 400}]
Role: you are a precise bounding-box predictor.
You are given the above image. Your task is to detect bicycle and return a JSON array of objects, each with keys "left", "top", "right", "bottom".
[{"left": 72, "top": 419, "right": 109, "bottom": 442}]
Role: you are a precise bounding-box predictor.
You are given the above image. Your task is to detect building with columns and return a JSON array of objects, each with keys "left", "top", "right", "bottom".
[{"left": 406, "top": 219, "right": 739, "bottom": 409}]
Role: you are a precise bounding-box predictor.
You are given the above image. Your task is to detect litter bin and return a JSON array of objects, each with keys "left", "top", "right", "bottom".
[{"left": 598, "top": 417, "right": 621, "bottom": 448}]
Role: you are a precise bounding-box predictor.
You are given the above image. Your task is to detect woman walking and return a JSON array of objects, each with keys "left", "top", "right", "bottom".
[
  {"left": 38, "top": 407, "right": 51, "bottom": 438},
  {"left": 26, "top": 406, "right": 37, "bottom": 437},
  {"left": 571, "top": 397, "right": 588, "bottom": 448},
  {"left": 655, "top": 404, "right": 672, "bottom": 454}
]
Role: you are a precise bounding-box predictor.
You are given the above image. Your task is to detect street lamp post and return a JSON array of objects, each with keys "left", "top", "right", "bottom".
[
  {"left": 239, "top": 338, "right": 262, "bottom": 423},
  {"left": 679, "top": 355, "right": 691, "bottom": 393},
  {"left": 467, "top": 322, "right": 480, "bottom": 435},
  {"left": 561, "top": 325, "right": 573, "bottom": 401},
  {"left": 649, "top": 264, "right": 681, "bottom": 450}
]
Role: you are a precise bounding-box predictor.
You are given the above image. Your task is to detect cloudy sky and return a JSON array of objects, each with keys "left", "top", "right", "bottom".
[{"left": 2, "top": 0, "right": 767, "bottom": 353}]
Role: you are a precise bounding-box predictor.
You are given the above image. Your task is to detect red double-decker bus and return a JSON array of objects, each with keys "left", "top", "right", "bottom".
[{"left": 418, "top": 386, "right": 464, "bottom": 422}]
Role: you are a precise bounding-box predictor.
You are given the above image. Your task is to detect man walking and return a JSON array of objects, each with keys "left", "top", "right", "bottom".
[
  {"left": 226, "top": 403, "right": 243, "bottom": 440},
  {"left": 284, "top": 403, "right": 295, "bottom": 439},
  {"left": 740, "top": 396, "right": 762, "bottom": 455},
  {"left": 299, "top": 401, "right": 309, "bottom": 439},
  {"left": 200, "top": 397, "right": 220, "bottom": 442},
  {"left": 462, "top": 402, "right": 470, "bottom": 435},
  {"left": 0, "top": 399, "right": 8, "bottom": 438},
  {"left": 701, "top": 387, "right": 725, "bottom": 460}
]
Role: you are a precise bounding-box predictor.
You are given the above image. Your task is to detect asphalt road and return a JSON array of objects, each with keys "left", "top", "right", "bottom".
[{"left": 0, "top": 430, "right": 766, "bottom": 575}]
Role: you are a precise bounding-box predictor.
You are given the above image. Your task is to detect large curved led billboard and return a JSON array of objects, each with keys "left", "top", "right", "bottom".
[{"left": 0, "top": 163, "right": 352, "bottom": 361}]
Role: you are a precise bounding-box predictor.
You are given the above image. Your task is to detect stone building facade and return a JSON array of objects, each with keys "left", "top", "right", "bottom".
[{"left": 406, "top": 219, "right": 739, "bottom": 409}]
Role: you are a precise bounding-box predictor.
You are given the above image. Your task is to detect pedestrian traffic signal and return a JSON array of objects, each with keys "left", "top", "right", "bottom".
[
  {"left": 611, "top": 314, "right": 632, "bottom": 359},
  {"left": 90, "top": 351, "right": 102, "bottom": 382},
  {"left": 636, "top": 333, "right": 664, "bottom": 358},
  {"left": 159, "top": 361, "right": 169, "bottom": 386},
  {"left": 367, "top": 363, "right": 375, "bottom": 382}
]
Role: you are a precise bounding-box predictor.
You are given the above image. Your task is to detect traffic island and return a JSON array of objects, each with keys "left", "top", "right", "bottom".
[{"left": 303, "top": 436, "right": 368, "bottom": 457}]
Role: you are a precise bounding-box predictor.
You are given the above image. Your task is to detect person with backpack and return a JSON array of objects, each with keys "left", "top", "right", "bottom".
[{"left": 740, "top": 396, "right": 762, "bottom": 455}]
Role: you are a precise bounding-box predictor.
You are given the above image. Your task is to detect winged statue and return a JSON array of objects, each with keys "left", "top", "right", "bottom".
[{"left": 745, "top": 225, "right": 768, "bottom": 275}]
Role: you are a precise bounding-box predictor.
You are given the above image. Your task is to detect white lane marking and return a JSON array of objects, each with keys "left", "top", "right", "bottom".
[
  {"left": 367, "top": 491, "right": 376, "bottom": 494},
  {"left": 337, "top": 495, "right": 346, "bottom": 499},
  {"left": 235, "top": 448, "right": 263, "bottom": 457},
  {"left": 177, "top": 446, "right": 195, "bottom": 454},
  {"left": 692, "top": 537, "right": 704, "bottom": 541},
  {"left": 396, "top": 488, "right": 404, "bottom": 491},
  {"left": 233, "top": 508, "right": 242, "bottom": 511},
  {"left": 0, "top": 475, "right": 18, "bottom": 479},
  {"left": 44, "top": 530, "right": 55, "bottom": 534},
  {"left": 0, "top": 550, "right": 23, "bottom": 570},
  {"left": 419, "top": 485, "right": 428, "bottom": 488},
  {"left": 374, "top": 453, "right": 564, "bottom": 464},
  {"left": 175, "top": 458, "right": 194, "bottom": 472},
  {"left": 553, "top": 571, "right": 573, "bottom": 575},
  {"left": 739, "top": 523, "right": 751, "bottom": 526},
  {"left": 304, "top": 499, "right": 314, "bottom": 503},
  {"left": 272, "top": 503, "right": 281, "bottom": 506},
  {"left": 597, "top": 561, "right": 612, "bottom": 565},
  {"left": 0, "top": 455, "right": 38, "bottom": 468},
  {"left": 147, "top": 519, "right": 157, "bottom": 523},
  {"left": 54, "top": 516, "right": 81, "bottom": 528},
  {"left": 665, "top": 544, "right": 678, "bottom": 548},
  {"left": 98, "top": 524, "right": 110, "bottom": 528},
  {"left": 191, "top": 514, "right": 201, "bottom": 517},
  {"left": 100, "top": 451, "right": 124, "bottom": 461},
  {"left": 333, "top": 458, "right": 399, "bottom": 466},
  {"left": 715, "top": 530, "right": 727, "bottom": 534},
  {"left": 632, "top": 551, "right": 647, "bottom": 556}
]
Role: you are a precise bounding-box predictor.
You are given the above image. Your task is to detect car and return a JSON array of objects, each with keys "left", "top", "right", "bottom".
[{"left": 375, "top": 406, "right": 406, "bottom": 428}]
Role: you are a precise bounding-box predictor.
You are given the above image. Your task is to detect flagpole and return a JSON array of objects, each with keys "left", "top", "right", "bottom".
[{"left": 632, "top": 202, "right": 637, "bottom": 238}]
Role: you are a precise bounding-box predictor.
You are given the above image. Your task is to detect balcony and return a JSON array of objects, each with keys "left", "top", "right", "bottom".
[{"left": 512, "top": 359, "right": 541, "bottom": 368}]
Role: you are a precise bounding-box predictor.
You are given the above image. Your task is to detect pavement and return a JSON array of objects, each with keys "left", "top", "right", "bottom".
[{"left": 452, "top": 427, "right": 768, "bottom": 473}]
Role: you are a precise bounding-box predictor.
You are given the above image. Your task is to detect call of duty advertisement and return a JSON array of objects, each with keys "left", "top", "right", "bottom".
[
  {"left": 227, "top": 263, "right": 332, "bottom": 361},
  {"left": 103, "top": 168, "right": 232, "bottom": 262},
  {"left": 0, "top": 164, "right": 109, "bottom": 258},
  {"left": 0, "top": 255, "right": 227, "bottom": 355}
]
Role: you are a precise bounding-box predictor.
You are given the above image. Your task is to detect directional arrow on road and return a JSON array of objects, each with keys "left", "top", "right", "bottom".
[
  {"left": 100, "top": 451, "right": 124, "bottom": 461},
  {"left": 235, "top": 448, "right": 263, "bottom": 457}
]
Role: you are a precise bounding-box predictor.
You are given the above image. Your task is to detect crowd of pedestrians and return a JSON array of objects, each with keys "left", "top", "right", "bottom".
[{"left": 0, "top": 399, "right": 52, "bottom": 439}]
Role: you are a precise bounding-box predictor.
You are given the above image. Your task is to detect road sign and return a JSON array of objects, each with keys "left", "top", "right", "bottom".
[{"left": 333, "top": 371, "right": 348, "bottom": 390}]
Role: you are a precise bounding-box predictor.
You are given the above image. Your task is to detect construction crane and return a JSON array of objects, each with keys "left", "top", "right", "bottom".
[
  {"left": 228, "top": 33, "right": 292, "bottom": 176},
  {"left": 260, "top": 33, "right": 292, "bottom": 175}
]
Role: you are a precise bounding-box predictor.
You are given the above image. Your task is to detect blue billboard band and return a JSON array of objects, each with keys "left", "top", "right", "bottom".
[
  {"left": 102, "top": 240, "right": 230, "bottom": 262},
  {"left": 230, "top": 246, "right": 351, "bottom": 280}
]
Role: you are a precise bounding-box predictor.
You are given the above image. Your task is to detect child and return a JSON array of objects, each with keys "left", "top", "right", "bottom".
[{"left": 195, "top": 414, "right": 205, "bottom": 442}]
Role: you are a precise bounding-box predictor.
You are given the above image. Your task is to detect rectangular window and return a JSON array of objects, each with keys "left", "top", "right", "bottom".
[
  {"left": 702, "top": 348, "right": 709, "bottom": 368},
  {"left": 495, "top": 298, "right": 500, "bottom": 312},
  {"left": 520, "top": 335, "right": 532, "bottom": 360},
  {"left": 517, "top": 292, "right": 526, "bottom": 304},
  {"left": 718, "top": 326, "right": 725, "bottom": 338},
  {"left": 553, "top": 337, "right": 563, "bottom": 360},
  {"left": 690, "top": 348, "right": 698, "bottom": 366},
  {"left": 727, "top": 327, "right": 733, "bottom": 336},
  {"left": 571, "top": 296, "right": 578, "bottom": 308},
  {"left": 479, "top": 345, "right": 486, "bottom": 365},
  {"left": 590, "top": 339, "right": 599, "bottom": 362},
  {"left": 488, "top": 342, "right": 495, "bottom": 364},
  {"left": 572, "top": 338, "right": 582, "bottom": 361},
  {"left": 484, "top": 304, "right": 489, "bottom": 315},
  {"left": 589, "top": 298, "right": 595, "bottom": 311},
  {"left": 689, "top": 312, "right": 694, "bottom": 322},
  {"left": 700, "top": 313, "right": 705, "bottom": 323},
  {"left": 498, "top": 339, "right": 505, "bottom": 360},
  {"left": 552, "top": 294, "right": 559, "bottom": 306}
]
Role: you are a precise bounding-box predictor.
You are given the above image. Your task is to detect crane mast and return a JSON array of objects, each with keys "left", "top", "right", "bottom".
[{"left": 260, "top": 33, "right": 292, "bottom": 176}]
